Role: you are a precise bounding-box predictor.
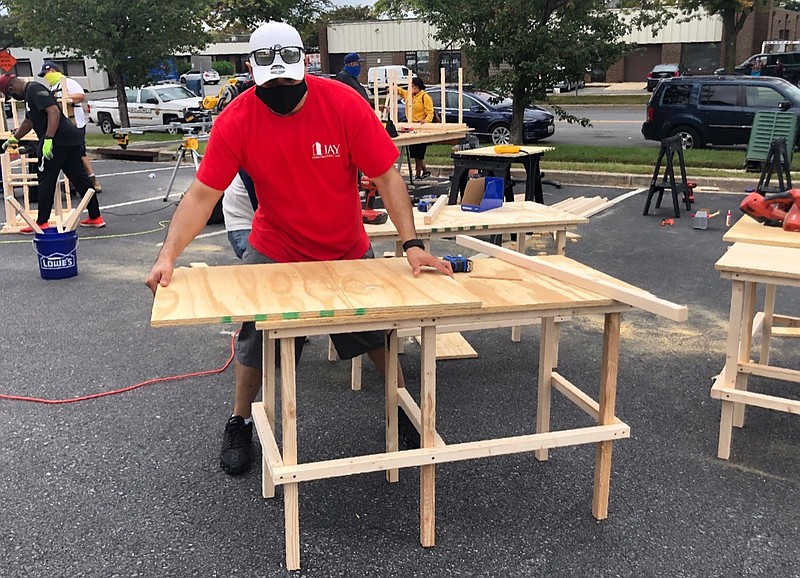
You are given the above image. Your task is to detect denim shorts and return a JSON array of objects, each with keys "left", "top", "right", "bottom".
[{"left": 236, "top": 245, "right": 386, "bottom": 368}]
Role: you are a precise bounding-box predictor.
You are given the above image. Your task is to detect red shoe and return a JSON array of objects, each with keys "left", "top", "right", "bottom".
[
  {"left": 20, "top": 222, "right": 49, "bottom": 235},
  {"left": 79, "top": 216, "right": 106, "bottom": 228}
]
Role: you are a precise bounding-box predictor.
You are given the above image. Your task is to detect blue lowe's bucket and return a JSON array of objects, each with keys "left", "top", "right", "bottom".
[{"left": 33, "top": 229, "right": 78, "bottom": 280}]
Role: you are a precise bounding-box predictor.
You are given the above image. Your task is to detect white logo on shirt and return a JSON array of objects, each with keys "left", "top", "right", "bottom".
[{"left": 312, "top": 141, "right": 340, "bottom": 159}]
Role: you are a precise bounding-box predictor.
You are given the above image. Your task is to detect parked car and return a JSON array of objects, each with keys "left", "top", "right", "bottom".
[
  {"left": 646, "top": 63, "right": 689, "bottom": 92},
  {"left": 87, "top": 83, "right": 204, "bottom": 133},
  {"left": 398, "top": 86, "right": 555, "bottom": 144},
  {"left": 641, "top": 75, "right": 800, "bottom": 149},
  {"left": 180, "top": 69, "right": 221, "bottom": 85},
  {"left": 715, "top": 52, "right": 800, "bottom": 86}
]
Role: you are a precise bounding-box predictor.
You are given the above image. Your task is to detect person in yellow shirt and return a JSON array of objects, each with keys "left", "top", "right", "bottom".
[{"left": 397, "top": 77, "right": 434, "bottom": 179}]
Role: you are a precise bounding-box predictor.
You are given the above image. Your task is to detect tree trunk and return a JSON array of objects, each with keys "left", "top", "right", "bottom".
[
  {"left": 722, "top": 8, "right": 737, "bottom": 73},
  {"left": 511, "top": 82, "right": 526, "bottom": 145},
  {"left": 113, "top": 69, "right": 130, "bottom": 128}
]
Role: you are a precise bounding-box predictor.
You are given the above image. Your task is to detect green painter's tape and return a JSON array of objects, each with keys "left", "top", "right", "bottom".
[
  {"left": 221, "top": 316, "right": 232, "bottom": 324},
  {"left": 254, "top": 314, "right": 267, "bottom": 321},
  {"left": 281, "top": 312, "right": 300, "bottom": 320},
  {"left": 320, "top": 310, "right": 334, "bottom": 317},
  {"left": 354, "top": 308, "right": 366, "bottom": 316}
]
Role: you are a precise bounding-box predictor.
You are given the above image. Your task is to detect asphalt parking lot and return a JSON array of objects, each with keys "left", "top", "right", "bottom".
[{"left": 1, "top": 158, "right": 798, "bottom": 577}]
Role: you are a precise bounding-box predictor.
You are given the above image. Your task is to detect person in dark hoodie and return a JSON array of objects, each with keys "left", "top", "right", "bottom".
[{"left": 335, "top": 52, "right": 370, "bottom": 102}]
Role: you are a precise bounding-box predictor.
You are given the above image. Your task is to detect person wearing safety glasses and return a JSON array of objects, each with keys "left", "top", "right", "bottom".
[{"left": 146, "top": 21, "right": 453, "bottom": 475}]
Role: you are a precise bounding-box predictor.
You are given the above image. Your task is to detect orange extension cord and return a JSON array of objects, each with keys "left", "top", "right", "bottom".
[{"left": 0, "top": 333, "right": 236, "bottom": 405}]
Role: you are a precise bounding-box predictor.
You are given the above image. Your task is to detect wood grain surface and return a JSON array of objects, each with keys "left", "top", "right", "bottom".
[
  {"left": 715, "top": 242, "right": 800, "bottom": 279},
  {"left": 723, "top": 215, "right": 800, "bottom": 249}
]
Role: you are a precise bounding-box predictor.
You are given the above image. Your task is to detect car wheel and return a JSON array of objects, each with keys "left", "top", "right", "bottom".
[
  {"left": 668, "top": 126, "right": 702, "bottom": 150},
  {"left": 98, "top": 114, "right": 115, "bottom": 135},
  {"left": 180, "top": 77, "right": 187, "bottom": 84},
  {"left": 490, "top": 124, "right": 511, "bottom": 145}
]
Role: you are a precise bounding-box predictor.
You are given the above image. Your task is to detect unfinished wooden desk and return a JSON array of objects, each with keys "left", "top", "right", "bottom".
[
  {"left": 150, "top": 244, "right": 686, "bottom": 571},
  {"left": 449, "top": 145, "right": 554, "bottom": 205},
  {"left": 714, "top": 237, "right": 800, "bottom": 460},
  {"left": 365, "top": 200, "right": 587, "bottom": 257}
]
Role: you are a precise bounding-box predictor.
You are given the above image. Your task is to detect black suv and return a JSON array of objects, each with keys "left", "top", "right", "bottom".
[
  {"left": 641, "top": 75, "right": 800, "bottom": 149},
  {"left": 715, "top": 52, "right": 800, "bottom": 86}
]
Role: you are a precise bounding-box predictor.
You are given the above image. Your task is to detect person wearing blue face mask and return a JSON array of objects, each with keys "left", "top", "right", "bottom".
[{"left": 335, "top": 52, "right": 370, "bottom": 102}]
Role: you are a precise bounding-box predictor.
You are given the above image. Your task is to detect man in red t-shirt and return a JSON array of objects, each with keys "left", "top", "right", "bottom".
[{"left": 146, "top": 21, "right": 452, "bottom": 475}]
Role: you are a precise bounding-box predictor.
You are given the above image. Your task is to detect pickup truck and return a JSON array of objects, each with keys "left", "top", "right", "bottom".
[{"left": 86, "top": 83, "right": 204, "bottom": 133}]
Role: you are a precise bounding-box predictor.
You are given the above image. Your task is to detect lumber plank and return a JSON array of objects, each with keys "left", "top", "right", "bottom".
[
  {"left": 423, "top": 195, "right": 447, "bottom": 225},
  {"left": 456, "top": 235, "right": 688, "bottom": 322},
  {"left": 63, "top": 188, "right": 95, "bottom": 231}
]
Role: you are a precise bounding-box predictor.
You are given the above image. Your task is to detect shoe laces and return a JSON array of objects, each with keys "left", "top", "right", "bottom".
[{"left": 222, "top": 417, "right": 249, "bottom": 450}]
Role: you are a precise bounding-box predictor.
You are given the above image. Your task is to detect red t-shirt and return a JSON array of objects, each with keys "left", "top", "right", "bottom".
[{"left": 197, "top": 75, "right": 400, "bottom": 262}]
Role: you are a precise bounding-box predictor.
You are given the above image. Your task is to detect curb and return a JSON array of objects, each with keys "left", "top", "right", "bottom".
[{"left": 428, "top": 165, "right": 756, "bottom": 195}]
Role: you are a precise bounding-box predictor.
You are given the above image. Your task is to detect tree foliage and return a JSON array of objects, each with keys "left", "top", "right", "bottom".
[
  {"left": 412, "top": 0, "right": 661, "bottom": 143},
  {"left": 211, "top": 0, "right": 331, "bottom": 31},
  {"left": 678, "top": 0, "right": 769, "bottom": 72},
  {"left": 5, "top": 0, "right": 213, "bottom": 127}
]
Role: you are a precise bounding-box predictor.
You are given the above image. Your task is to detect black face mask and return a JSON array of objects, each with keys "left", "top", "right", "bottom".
[{"left": 256, "top": 80, "right": 307, "bottom": 115}]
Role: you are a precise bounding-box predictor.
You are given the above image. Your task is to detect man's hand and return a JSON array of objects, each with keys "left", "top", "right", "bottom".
[
  {"left": 406, "top": 246, "right": 453, "bottom": 278},
  {"left": 145, "top": 258, "right": 175, "bottom": 295},
  {"left": 41, "top": 138, "right": 53, "bottom": 160},
  {"left": 2, "top": 135, "right": 18, "bottom": 151}
]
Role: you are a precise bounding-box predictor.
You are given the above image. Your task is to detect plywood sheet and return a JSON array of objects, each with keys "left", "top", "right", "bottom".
[
  {"left": 460, "top": 257, "right": 614, "bottom": 313},
  {"left": 151, "top": 259, "right": 482, "bottom": 327},
  {"left": 722, "top": 215, "right": 800, "bottom": 249},
  {"left": 413, "top": 331, "right": 478, "bottom": 360},
  {"left": 365, "top": 201, "right": 586, "bottom": 239},
  {"left": 715, "top": 242, "right": 800, "bottom": 280},
  {"left": 453, "top": 145, "right": 554, "bottom": 158}
]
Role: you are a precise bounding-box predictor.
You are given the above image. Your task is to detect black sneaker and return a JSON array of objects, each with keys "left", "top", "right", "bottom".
[
  {"left": 420, "top": 171, "right": 432, "bottom": 180},
  {"left": 220, "top": 415, "right": 253, "bottom": 474},
  {"left": 398, "top": 408, "right": 420, "bottom": 450}
]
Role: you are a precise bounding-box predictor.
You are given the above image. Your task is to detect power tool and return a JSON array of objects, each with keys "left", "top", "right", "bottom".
[
  {"left": 443, "top": 254, "right": 473, "bottom": 273},
  {"left": 359, "top": 175, "right": 389, "bottom": 225},
  {"left": 740, "top": 189, "right": 800, "bottom": 232}
]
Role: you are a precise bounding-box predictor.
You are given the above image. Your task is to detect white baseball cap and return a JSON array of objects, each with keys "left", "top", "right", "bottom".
[{"left": 248, "top": 21, "right": 305, "bottom": 85}]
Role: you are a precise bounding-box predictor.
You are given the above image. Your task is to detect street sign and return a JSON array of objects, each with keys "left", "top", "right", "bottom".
[{"left": 0, "top": 50, "right": 17, "bottom": 72}]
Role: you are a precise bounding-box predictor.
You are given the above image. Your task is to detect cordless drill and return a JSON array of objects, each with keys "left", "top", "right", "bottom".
[{"left": 360, "top": 176, "right": 389, "bottom": 225}]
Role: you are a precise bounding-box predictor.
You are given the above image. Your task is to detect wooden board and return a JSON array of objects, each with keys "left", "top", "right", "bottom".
[
  {"left": 151, "top": 258, "right": 482, "bottom": 327},
  {"left": 414, "top": 331, "right": 478, "bottom": 359},
  {"left": 723, "top": 214, "right": 800, "bottom": 249},
  {"left": 365, "top": 201, "right": 587, "bottom": 240},
  {"left": 453, "top": 145, "right": 554, "bottom": 158},
  {"left": 393, "top": 125, "right": 470, "bottom": 147},
  {"left": 715, "top": 242, "right": 800, "bottom": 280}
]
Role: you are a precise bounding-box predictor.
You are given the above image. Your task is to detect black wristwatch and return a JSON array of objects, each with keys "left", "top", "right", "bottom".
[{"left": 402, "top": 239, "right": 425, "bottom": 252}]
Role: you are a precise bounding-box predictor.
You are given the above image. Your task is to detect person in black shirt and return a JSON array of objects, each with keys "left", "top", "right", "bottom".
[
  {"left": 334, "top": 52, "right": 370, "bottom": 102},
  {"left": 0, "top": 73, "right": 104, "bottom": 233}
]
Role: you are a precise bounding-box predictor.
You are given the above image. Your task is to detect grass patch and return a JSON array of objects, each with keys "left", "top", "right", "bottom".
[{"left": 544, "top": 94, "right": 651, "bottom": 106}]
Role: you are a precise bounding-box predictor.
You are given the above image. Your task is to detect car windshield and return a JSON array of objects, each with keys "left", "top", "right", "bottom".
[
  {"left": 155, "top": 86, "right": 197, "bottom": 102},
  {"left": 470, "top": 89, "right": 512, "bottom": 108},
  {"left": 778, "top": 81, "right": 800, "bottom": 101}
]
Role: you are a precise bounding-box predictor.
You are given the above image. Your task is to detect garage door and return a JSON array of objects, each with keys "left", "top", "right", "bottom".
[{"left": 625, "top": 45, "right": 662, "bottom": 82}]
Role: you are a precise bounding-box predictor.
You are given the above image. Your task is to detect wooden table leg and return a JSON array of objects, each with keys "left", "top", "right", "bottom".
[
  {"left": 760, "top": 284, "right": 776, "bottom": 365},
  {"left": 718, "top": 281, "right": 746, "bottom": 460},
  {"left": 419, "top": 325, "right": 436, "bottom": 548},
  {"left": 280, "top": 337, "right": 300, "bottom": 570},
  {"left": 385, "top": 329, "right": 399, "bottom": 483},
  {"left": 554, "top": 230, "right": 567, "bottom": 256},
  {"left": 734, "top": 282, "right": 757, "bottom": 428},
  {"left": 262, "top": 332, "right": 276, "bottom": 499},
  {"left": 592, "top": 312, "right": 620, "bottom": 520},
  {"left": 511, "top": 228, "right": 527, "bottom": 343},
  {"left": 535, "top": 316, "right": 557, "bottom": 461}
]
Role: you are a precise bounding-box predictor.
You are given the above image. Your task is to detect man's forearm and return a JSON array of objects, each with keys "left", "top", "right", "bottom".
[{"left": 373, "top": 167, "right": 417, "bottom": 242}]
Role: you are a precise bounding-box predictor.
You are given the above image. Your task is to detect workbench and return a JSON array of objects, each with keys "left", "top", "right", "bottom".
[
  {"left": 391, "top": 124, "right": 470, "bottom": 185},
  {"left": 150, "top": 239, "right": 686, "bottom": 571},
  {"left": 713, "top": 216, "right": 800, "bottom": 459},
  {"left": 449, "top": 145, "right": 554, "bottom": 205},
  {"left": 365, "top": 200, "right": 587, "bottom": 257}
]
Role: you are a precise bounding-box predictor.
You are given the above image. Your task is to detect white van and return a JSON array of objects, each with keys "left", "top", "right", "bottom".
[{"left": 367, "top": 65, "right": 411, "bottom": 94}]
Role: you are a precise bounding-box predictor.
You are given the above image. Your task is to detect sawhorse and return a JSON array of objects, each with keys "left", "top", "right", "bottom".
[
  {"left": 643, "top": 134, "right": 695, "bottom": 218},
  {"left": 756, "top": 137, "right": 793, "bottom": 194}
]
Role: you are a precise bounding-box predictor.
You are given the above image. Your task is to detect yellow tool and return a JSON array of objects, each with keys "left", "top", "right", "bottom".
[{"left": 494, "top": 144, "right": 521, "bottom": 154}]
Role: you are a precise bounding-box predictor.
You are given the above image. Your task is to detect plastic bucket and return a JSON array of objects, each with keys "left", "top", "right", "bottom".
[{"left": 33, "top": 229, "right": 78, "bottom": 280}]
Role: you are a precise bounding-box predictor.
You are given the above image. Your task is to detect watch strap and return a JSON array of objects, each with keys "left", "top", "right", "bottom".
[{"left": 402, "top": 238, "right": 425, "bottom": 252}]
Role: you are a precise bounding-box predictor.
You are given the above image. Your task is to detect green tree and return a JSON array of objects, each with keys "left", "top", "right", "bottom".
[
  {"left": 679, "top": 1, "right": 770, "bottom": 72},
  {"left": 5, "top": 0, "right": 213, "bottom": 128},
  {"left": 211, "top": 0, "right": 331, "bottom": 31},
  {"left": 412, "top": 0, "right": 661, "bottom": 143}
]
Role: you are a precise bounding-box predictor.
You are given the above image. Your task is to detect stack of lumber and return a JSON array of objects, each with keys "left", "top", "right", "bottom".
[{"left": 551, "top": 196, "right": 611, "bottom": 218}]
